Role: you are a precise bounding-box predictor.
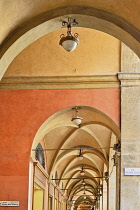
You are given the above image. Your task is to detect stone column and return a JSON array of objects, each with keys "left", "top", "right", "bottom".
[
  {"left": 102, "top": 179, "right": 107, "bottom": 210},
  {"left": 118, "top": 44, "right": 140, "bottom": 210},
  {"left": 108, "top": 162, "right": 116, "bottom": 210},
  {"left": 99, "top": 188, "right": 103, "bottom": 210}
]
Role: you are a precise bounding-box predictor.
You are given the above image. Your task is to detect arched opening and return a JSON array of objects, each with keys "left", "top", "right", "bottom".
[
  {"left": 30, "top": 106, "right": 120, "bottom": 210},
  {"left": 0, "top": 6, "right": 140, "bottom": 80}
]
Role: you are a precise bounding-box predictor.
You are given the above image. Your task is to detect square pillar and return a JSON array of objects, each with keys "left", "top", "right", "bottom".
[{"left": 118, "top": 44, "right": 140, "bottom": 210}]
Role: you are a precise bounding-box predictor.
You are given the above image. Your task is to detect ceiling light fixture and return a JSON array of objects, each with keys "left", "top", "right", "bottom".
[
  {"left": 83, "top": 187, "right": 86, "bottom": 199},
  {"left": 80, "top": 166, "right": 85, "bottom": 176},
  {"left": 82, "top": 179, "right": 86, "bottom": 185},
  {"left": 59, "top": 17, "right": 79, "bottom": 52},
  {"left": 71, "top": 107, "right": 83, "bottom": 126},
  {"left": 83, "top": 194, "right": 87, "bottom": 199},
  {"left": 78, "top": 149, "right": 84, "bottom": 160}
]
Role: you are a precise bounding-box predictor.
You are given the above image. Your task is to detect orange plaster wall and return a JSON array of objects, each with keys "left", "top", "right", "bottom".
[
  {"left": 0, "top": 89, "right": 120, "bottom": 209},
  {"left": 0, "top": 176, "right": 28, "bottom": 210}
]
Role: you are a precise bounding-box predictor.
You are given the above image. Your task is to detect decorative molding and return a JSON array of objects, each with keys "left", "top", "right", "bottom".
[{"left": 0, "top": 75, "right": 119, "bottom": 90}]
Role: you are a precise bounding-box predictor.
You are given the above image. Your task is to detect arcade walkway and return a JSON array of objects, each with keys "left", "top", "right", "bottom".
[{"left": 0, "top": 1, "right": 140, "bottom": 209}]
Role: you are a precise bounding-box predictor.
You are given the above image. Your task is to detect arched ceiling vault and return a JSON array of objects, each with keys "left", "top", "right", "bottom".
[
  {"left": 69, "top": 187, "right": 98, "bottom": 200},
  {"left": 57, "top": 158, "right": 101, "bottom": 187},
  {"left": 60, "top": 169, "right": 100, "bottom": 186},
  {"left": 72, "top": 192, "right": 95, "bottom": 203},
  {"left": 32, "top": 106, "right": 120, "bottom": 150},
  {"left": 51, "top": 146, "right": 108, "bottom": 176},
  {"left": 63, "top": 164, "right": 100, "bottom": 177},
  {"left": 69, "top": 183, "right": 97, "bottom": 195},
  {"left": 65, "top": 178, "right": 99, "bottom": 196},
  {"left": 71, "top": 193, "right": 95, "bottom": 205},
  {"left": 74, "top": 194, "right": 95, "bottom": 207},
  {"left": 0, "top": 5, "right": 140, "bottom": 80},
  {"left": 69, "top": 184, "right": 97, "bottom": 195},
  {"left": 64, "top": 182, "right": 97, "bottom": 197}
]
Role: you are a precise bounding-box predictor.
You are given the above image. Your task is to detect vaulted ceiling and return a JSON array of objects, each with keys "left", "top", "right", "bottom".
[
  {"left": 0, "top": 0, "right": 140, "bottom": 45},
  {"left": 3, "top": 28, "right": 120, "bottom": 77},
  {"left": 32, "top": 106, "right": 120, "bottom": 207}
]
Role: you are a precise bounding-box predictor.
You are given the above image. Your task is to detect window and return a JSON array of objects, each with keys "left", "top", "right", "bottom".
[{"left": 35, "top": 143, "right": 45, "bottom": 169}]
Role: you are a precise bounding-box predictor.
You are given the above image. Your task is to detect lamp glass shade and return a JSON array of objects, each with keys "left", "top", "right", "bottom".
[
  {"left": 80, "top": 171, "right": 85, "bottom": 176},
  {"left": 78, "top": 155, "right": 84, "bottom": 160},
  {"left": 60, "top": 35, "right": 79, "bottom": 52},
  {"left": 72, "top": 116, "right": 82, "bottom": 125},
  {"left": 62, "top": 40, "right": 78, "bottom": 52}
]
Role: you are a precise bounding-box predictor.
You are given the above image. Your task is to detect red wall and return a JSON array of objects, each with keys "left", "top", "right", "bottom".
[{"left": 0, "top": 89, "right": 120, "bottom": 209}]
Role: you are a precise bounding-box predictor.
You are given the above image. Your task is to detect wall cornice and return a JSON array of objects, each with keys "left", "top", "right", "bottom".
[{"left": 0, "top": 74, "right": 119, "bottom": 90}]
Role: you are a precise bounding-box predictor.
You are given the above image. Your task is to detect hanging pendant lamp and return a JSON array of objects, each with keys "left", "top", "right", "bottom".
[
  {"left": 71, "top": 107, "right": 83, "bottom": 126},
  {"left": 80, "top": 166, "right": 85, "bottom": 176},
  {"left": 77, "top": 149, "right": 84, "bottom": 160},
  {"left": 59, "top": 18, "right": 79, "bottom": 52}
]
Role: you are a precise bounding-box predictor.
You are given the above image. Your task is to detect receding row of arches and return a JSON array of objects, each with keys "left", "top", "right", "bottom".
[{"left": 30, "top": 106, "right": 120, "bottom": 210}]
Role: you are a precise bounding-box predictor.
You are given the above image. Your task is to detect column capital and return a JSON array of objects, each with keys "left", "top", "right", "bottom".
[
  {"left": 118, "top": 73, "right": 140, "bottom": 81},
  {"left": 118, "top": 73, "right": 140, "bottom": 87},
  {"left": 115, "top": 151, "right": 121, "bottom": 157}
]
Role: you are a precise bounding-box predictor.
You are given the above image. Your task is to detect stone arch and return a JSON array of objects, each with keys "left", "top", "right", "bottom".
[
  {"left": 30, "top": 105, "right": 120, "bottom": 209},
  {"left": 31, "top": 105, "right": 120, "bottom": 151},
  {"left": 0, "top": 6, "right": 140, "bottom": 80}
]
